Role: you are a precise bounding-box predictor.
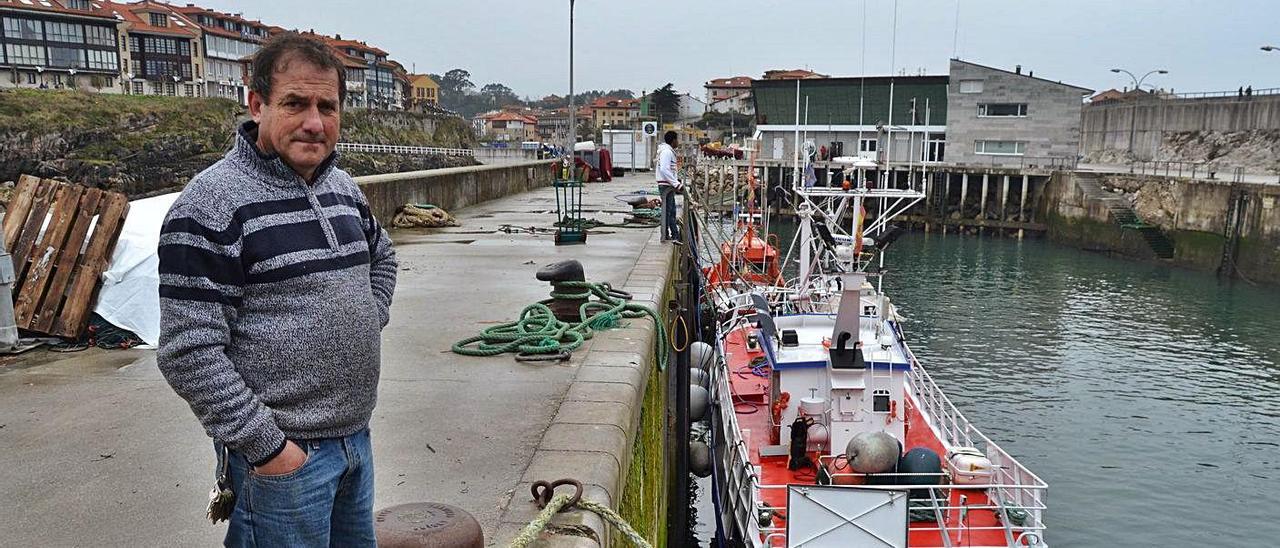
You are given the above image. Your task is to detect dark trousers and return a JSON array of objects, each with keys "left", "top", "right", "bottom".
[{"left": 659, "top": 184, "right": 680, "bottom": 241}]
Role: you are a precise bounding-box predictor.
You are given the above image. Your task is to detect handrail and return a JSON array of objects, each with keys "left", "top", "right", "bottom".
[{"left": 335, "top": 142, "right": 474, "bottom": 156}]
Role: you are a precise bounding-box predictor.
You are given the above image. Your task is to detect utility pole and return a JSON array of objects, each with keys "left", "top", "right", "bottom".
[{"left": 567, "top": 0, "right": 576, "bottom": 156}]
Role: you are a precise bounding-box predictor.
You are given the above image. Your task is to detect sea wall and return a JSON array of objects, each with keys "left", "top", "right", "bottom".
[
  {"left": 354, "top": 160, "right": 557, "bottom": 222},
  {"left": 1082, "top": 94, "right": 1280, "bottom": 168},
  {"left": 1044, "top": 172, "right": 1280, "bottom": 284}
]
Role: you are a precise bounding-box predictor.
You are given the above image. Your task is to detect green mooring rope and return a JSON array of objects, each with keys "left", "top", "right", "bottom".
[
  {"left": 452, "top": 281, "right": 667, "bottom": 371},
  {"left": 509, "top": 493, "right": 653, "bottom": 548}
]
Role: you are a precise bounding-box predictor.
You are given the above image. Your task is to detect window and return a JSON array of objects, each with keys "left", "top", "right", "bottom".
[
  {"left": 978, "top": 103, "right": 1028, "bottom": 117},
  {"left": 3, "top": 17, "right": 43, "bottom": 40},
  {"left": 166, "top": 82, "right": 176, "bottom": 96},
  {"left": 85, "top": 25, "right": 115, "bottom": 47},
  {"left": 130, "top": 59, "right": 140, "bottom": 76},
  {"left": 86, "top": 49, "right": 118, "bottom": 70},
  {"left": 104, "top": 77, "right": 113, "bottom": 88},
  {"left": 5, "top": 43, "right": 45, "bottom": 65},
  {"left": 975, "top": 140, "right": 1026, "bottom": 156},
  {"left": 873, "top": 390, "right": 891, "bottom": 413},
  {"left": 859, "top": 137, "right": 878, "bottom": 153},
  {"left": 26, "top": 72, "right": 36, "bottom": 84},
  {"left": 132, "top": 81, "right": 144, "bottom": 94},
  {"left": 129, "top": 36, "right": 140, "bottom": 52},
  {"left": 150, "top": 13, "right": 169, "bottom": 28},
  {"left": 46, "top": 22, "right": 85, "bottom": 43},
  {"left": 958, "top": 79, "right": 983, "bottom": 93},
  {"left": 150, "top": 81, "right": 162, "bottom": 94},
  {"left": 184, "top": 83, "right": 194, "bottom": 97},
  {"left": 67, "top": 0, "right": 91, "bottom": 9}
]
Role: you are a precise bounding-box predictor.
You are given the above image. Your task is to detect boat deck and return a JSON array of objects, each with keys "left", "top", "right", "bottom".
[{"left": 723, "top": 324, "right": 1017, "bottom": 547}]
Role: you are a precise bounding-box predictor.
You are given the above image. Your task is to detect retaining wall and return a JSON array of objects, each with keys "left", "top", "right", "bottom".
[
  {"left": 1081, "top": 94, "right": 1280, "bottom": 162},
  {"left": 354, "top": 160, "right": 557, "bottom": 221},
  {"left": 1044, "top": 172, "right": 1280, "bottom": 284}
]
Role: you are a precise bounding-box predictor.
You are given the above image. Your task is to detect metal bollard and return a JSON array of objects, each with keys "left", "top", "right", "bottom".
[{"left": 374, "top": 503, "right": 483, "bottom": 548}]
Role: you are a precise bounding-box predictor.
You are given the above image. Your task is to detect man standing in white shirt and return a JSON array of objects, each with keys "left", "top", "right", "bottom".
[{"left": 656, "top": 130, "right": 681, "bottom": 242}]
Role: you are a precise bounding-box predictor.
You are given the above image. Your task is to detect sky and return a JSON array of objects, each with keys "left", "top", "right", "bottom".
[{"left": 195, "top": 0, "right": 1280, "bottom": 99}]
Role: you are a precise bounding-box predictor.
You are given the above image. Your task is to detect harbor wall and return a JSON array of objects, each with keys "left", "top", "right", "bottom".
[
  {"left": 493, "top": 231, "right": 678, "bottom": 547},
  {"left": 1043, "top": 172, "right": 1280, "bottom": 284},
  {"left": 1081, "top": 94, "right": 1280, "bottom": 167},
  {"left": 355, "top": 160, "right": 557, "bottom": 221}
]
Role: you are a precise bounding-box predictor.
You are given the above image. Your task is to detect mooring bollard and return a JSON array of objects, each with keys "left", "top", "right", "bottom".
[
  {"left": 536, "top": 259, "right": 587, "bottom": 322},
  {"left": 374, "top": 502, "right": 483, "bottom": 548}
]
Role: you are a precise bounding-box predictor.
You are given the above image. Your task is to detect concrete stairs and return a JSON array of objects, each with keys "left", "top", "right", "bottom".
[{"left": 1074, "top": 173, "right": 1175, "bottom": 258}]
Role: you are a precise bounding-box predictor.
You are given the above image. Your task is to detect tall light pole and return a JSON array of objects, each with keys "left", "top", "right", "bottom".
[
  {"left": 1262, "top": 45, "right": 1279, "bottom": 52},
  {"left": 1110, "top": 68, "right": 1167, "bottom": 158},
  {"left": 566, "top": 0, "right": 576, "bottom": 157}
]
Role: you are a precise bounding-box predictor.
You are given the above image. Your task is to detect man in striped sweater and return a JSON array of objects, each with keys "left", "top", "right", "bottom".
[{"left": 157, "top": 33, "right": 396, "bottom": 547}]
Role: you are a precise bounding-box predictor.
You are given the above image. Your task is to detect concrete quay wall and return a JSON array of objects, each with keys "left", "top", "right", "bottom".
[
  {"left": 355, "top": 160, "right": 557, "bottom": 221},
  {"left": 492, "top": 231, "right": 679, "bottom": 547},
  {"left": 1044, "top": 172, "right": 1280, "bottom": 284},
  {"left": 1081, "top": 94, "right": 1280, "bottom": 162}
]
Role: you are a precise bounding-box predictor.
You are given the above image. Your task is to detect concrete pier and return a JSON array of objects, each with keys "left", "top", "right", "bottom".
[{"left": 0, "top": 171, "right": 675, "bottom": 546}]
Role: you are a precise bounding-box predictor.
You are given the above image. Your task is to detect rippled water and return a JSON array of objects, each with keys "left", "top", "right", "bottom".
[{"left": 875, "top": 233, "right": 1280, "bottom": 547}]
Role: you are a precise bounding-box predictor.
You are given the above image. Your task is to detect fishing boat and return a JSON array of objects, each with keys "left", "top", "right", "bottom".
[{"left": 697, "top": 157, "right": 1049, "bottom": 548}]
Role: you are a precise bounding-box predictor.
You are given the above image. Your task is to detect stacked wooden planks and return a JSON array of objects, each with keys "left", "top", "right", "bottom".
[{"left": 2, "top": 175, "right": 130, "bottom": 339}]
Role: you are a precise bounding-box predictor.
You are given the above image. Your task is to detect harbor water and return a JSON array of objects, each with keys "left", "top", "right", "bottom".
[{"left": 697, "top": 223, "right": 1280, "bottom": 547}]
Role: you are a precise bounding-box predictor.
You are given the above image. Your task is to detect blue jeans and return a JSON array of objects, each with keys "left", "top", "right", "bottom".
[
  {"left": 660, "top": 184, "right": 680, "bottom": 241},
  {"left": 223, "top": 429, "right": 375, "bottom": 547}
]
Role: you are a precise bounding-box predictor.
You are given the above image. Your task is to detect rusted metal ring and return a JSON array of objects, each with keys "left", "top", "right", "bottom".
[{"left": 530, "top": 478, "right": 584, "bottom": 511}]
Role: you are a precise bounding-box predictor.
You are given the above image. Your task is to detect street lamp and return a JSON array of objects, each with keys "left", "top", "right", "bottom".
[
  {"left": 1109, "top": 67, "right": 1167, "bottom": 92},
  {"left": 1263, "top": 45, "right": 1279, "bottom": 52},
  {"left": 1110, "top": 68, "right": 1167, "bottom": 158},
  {"left": 566, "top": 0, "right": 576, "bottom": 157}
]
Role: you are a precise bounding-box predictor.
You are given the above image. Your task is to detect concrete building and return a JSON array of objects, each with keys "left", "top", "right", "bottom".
[
  {"left": 113, "top": 1, "right": 205, "bottom": 98},
  {"left": 705, "top": 75, "right": 752, "bottom": 114},
  {"left": 482, "top": 111, "right": 536, "bottom": 142},
  {"left": 0, "top": 0, "right": 123, "bottom": 93},
  {"left": 408, "top": 73, "right": 439, "bottom": 108},
  {"left": 174, "top": 4, "right": 269, "bottom": 104},
  {"left": 327, "top": 35, "right": 400, "bottom": 110},
  {"left": 536, "top": 108, "right": 570, "bottom": 144},
  {"left": 590, "top": 97, "right": 639, "bottom": 129},
  {"left": 945, "top": 59, "right": 1092, "bottom": 167}
]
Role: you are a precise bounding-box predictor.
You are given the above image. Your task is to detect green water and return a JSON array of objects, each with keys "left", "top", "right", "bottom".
[{"left": 868, "top": 232, "right": 1280, "bottom": 547}]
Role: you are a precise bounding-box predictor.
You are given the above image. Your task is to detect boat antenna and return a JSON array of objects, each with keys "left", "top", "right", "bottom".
[
  {"left": 952, "top": 0, "right": 961, "bottom": 58},
  {"left": 858, "top": 0, "right": 866, "bottom": 153}
]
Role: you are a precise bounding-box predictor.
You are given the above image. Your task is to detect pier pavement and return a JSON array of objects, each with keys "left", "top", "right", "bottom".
[{"left": 0, "top": 172, "right": 671, "bottom": 546}]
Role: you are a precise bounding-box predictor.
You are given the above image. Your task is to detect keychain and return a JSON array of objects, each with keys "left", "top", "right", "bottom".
[{"left": 206, "top": 443, "right": 235, "bottom": 524}]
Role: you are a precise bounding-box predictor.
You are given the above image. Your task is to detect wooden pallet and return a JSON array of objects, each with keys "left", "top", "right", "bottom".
[{"left": 2, "top": 175, "right": 130, "bottom": 339}]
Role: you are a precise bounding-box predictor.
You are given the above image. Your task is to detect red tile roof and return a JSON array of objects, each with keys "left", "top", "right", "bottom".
[
  {"left": 762, "top": 69, "right": 829, "bottom": 80},
  {"left": 0, "top": 0, "right": 117, "bottom": 20},
  {"left": 488, "top": 112, "right": 536, "bottom": 124},
  {"left": 105, "top": 0, "right": 200, "bottom": 37},
  {"left": 172, "top": 4, "right": 269, "bottom": 41},
  {"left": 706, "top": 76, "right": 752, "bottom": 88},
  {"left": 589, "top": 97, "right": 639, "bottom": 109}
]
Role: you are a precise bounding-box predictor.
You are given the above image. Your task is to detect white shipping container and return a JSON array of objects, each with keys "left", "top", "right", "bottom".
[{"left": 602, "top": 129, "right": 653, "bottom": 171}]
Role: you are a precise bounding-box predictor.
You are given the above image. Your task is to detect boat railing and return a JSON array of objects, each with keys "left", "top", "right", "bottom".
[
  {"left": 900, "top": 339, "right": 1050, "bottom": 538},
  {"left": 710, "top": 337, "right": 769, "bottom": 544}
]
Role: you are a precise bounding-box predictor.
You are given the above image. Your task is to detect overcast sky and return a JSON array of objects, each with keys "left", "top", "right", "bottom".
[{"left": 196, "top": 0, "right": 1279, "bottom": 99}]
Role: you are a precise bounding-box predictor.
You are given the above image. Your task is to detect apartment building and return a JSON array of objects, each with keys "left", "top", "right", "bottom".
[
  {"left": 0, "top": 0, "right": 122, "bottom": 92},
  {"left": 590, "top": 97, "right": 639, "bottom": 129},
  {"left": 174, "top": 4, "right": 268, "bottom": 103},
  {"left": 113, "top": 0, "right": 204, "bottom": 98}
]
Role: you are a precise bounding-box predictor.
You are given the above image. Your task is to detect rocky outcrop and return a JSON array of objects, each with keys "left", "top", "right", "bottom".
[{"left": 0, "top": 90, "right": 477, "bottom": 198}]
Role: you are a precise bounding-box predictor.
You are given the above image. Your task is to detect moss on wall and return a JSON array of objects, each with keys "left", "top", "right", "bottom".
[{"left": 620, "top": 340, "right": 669, "bottom": 547}]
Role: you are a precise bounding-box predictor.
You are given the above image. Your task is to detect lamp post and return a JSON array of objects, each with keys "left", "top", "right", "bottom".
[
  {"left": 566, "top": 0, "right": 576, "bottom": 157},
  {"left": 1262, "top": 45, "right": 1279, "bottom": 52},
  {"left": 1110, "top": 68, "right": 1167, "bottom": 158}
]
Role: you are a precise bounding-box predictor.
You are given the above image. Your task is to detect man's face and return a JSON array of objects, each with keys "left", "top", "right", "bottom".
[{"left": 248, "top": 56, "right": 341, "bottom": 181}]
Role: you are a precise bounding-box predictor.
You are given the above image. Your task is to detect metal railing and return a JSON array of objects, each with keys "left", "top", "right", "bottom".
[
  {"left": 335, "top": 142, "right": 474, "bottom": 156},
  {"left": 1127, "top": 159, "right": 1212, "bottom": 179},
  {"left": 899, "top": 336, "right": 1050, "bottom": 539},
  {"left": 1169, "top": 87, "right": 1280, "bottom": 99},
  {"left": 951, "top": 155, "right": 1079, "bottom": 171}
]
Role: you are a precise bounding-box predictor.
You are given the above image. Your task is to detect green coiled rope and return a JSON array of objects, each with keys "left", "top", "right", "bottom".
[{"left": 452, "top": 281, "right": 667, "bottom": 371}]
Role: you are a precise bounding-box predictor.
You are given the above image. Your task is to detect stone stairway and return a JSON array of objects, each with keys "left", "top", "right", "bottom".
[{"left": 1074, "top": 173, "right": 1175, "bottom": 258}]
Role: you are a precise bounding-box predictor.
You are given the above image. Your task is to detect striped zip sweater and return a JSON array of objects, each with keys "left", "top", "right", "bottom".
[{"left": 157, "top": 121, "right": 397, "bottom": 465}]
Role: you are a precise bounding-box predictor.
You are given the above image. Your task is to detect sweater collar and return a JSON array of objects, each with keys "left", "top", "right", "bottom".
[{"left": 233, "top": 120, "right": 339, "bottom": 186}]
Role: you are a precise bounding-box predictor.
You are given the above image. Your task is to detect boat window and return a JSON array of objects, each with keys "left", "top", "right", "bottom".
[{"left": 873, "top": 389, "right": 890, "bottom": 413}]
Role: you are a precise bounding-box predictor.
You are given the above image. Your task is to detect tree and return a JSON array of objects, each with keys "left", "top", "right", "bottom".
[
  {"left": 435, "top": 69, "right": 475, "bottom": 110},
  {"left": 651, "top": 83, "right": 680, "bottom": 121},
  {"left": 604, "top": 88, "right": 635, "bottom": 99},
  {"left": 479, "top": 82, "right": 519, "bottom": 108}
]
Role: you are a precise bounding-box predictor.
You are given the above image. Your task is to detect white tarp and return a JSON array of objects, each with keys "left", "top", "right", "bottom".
[{"left": 93, "top": 192, "right": 180, "bottom": 347}]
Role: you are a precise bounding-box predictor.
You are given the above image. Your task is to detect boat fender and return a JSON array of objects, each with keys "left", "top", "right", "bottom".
[
  {"left": 689, "top": 368, "right": 709, "bottom": 389},
  {"left": 846, "top": 432, "right": 900, "bottom": 474},
  {"left": 690, "top": 341, "right": 715, "bottom": 372},
  {"left": 689, "top": 385, "right": 709, "bottom": 423},
  {"left": 689, "top": 440, "right": 712, "bottom": 478},
  {"left": 898, "top": 447, "right": 944, "bottom": 500}
]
